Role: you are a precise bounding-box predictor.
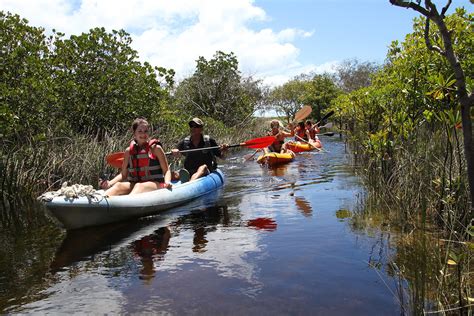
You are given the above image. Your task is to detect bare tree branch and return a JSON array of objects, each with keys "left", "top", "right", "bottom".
[
  {"left": 440, "top": 0, "right": 452, "bottom": 17},
  {"left": 389, "top": 0, "right": 430, "bottom": 16},
  {"left": 424, "top": 18, "right": 445, "bottom": 55}
]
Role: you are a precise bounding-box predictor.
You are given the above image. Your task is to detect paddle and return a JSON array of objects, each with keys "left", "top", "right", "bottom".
[
  {"left": 316, "top": 132, "right": 335, "bottom": 137},
  {"left": 315, "top": 110, "right": 335, "bottom": 127},
  {"left": 243, "top": 149, "right": 261, "bottom": 161},
  {"left": 319, "top": 122, "right": 333, "bottom": 129},
  {"left": 293, "top": 105, "right": 312, "bottom": 123},
  {"left": 106, "top": 136, "right": 276, "bottom": 168}
]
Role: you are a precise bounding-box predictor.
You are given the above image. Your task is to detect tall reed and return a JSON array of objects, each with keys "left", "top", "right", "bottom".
[{"left": 349, "top": 125, "right": 473, "bottom": 314}]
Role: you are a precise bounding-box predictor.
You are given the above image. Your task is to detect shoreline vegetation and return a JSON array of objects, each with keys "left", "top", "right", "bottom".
[{"left": 1, "top": 4, "right": 473, "bottom": 313}]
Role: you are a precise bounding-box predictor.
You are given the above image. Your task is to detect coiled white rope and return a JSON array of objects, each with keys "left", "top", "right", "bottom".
[{"left": 38, "top": 182, "right": 106, "bottom": 202}]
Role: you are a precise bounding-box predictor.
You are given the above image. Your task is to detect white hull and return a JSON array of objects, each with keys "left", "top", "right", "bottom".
[{"left": 44, "top": 170, "right": 225, "bottom": 229}]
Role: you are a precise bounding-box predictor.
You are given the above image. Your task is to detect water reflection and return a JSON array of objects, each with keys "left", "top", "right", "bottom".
[
  {"left": 50, "top": 220, "right": 155, "bottom": 273},
  {"left": 170, "top": 205, "right": 231, "bottom": 254},
  {"left": 294, "top": 196, "right": 312, "bottom": 217},
  {"left": 247, "top": 217, "right": 277, "bottom": 231},
  {"left": 131, "top": 227, "right": 170, "bottom": 282}
]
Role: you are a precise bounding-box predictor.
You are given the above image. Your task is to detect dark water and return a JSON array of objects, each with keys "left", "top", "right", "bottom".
[{"left": 1, "top": 138, "right": 407, "bottom": 314}]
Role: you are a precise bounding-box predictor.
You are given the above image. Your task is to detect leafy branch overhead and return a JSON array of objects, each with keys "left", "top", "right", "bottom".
[{"left": 389, "top": 0, "right": 474, "bottom": 207}]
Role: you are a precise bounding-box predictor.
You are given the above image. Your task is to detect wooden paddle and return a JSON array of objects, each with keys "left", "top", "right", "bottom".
[
  {"left": 106, "top": 136, "right": 276, "bottom": 168},
  {"left": 293, "top": 105, "right": 312, "bottom": 123}
]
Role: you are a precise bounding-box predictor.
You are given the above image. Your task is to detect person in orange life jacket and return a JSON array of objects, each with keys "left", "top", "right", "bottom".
[
  {"left": 306, "top": 119, "right": 321, "bottom": 134},
  {"left": 171, "top": 117, "right": 228, "bottom": 182},
  {"left": 294, "top": 121, "right": 312, "bottom": 142},
  {"left": 305, "top": 120, "right": 321, "bottom": 147},
  {"left": 103, "top": 118, "right": 172, "bottom": 196},
  {"left": 263, "top": 119, "right": 294, "bottom": 154}
]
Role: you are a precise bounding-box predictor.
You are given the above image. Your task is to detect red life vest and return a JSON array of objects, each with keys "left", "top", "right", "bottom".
[
  {"left": 307, "top": 127, "right": 316, "bottom": 140},
  {"left": 127, "top": 139, "right": 164, "bottom": 182},
  {"left": 295, "top": 127, "right": 307, "bottom": 141}
]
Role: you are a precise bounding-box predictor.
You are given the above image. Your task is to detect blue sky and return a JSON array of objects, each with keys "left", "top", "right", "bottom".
[
  {"left": 1, "top": 0, "right": 472, "bottom": 86},
  {"left": 256, "top": 0, "right": 472, "bottom": 64}
]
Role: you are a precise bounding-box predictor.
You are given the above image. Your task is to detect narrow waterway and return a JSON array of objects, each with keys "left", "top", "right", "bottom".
[{"left": 1, "top": 137, "right": 409, "bottom": 314}]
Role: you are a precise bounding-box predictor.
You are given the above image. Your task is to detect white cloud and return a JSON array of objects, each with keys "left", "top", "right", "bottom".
[
  {"left": 1, "top": 0, "right": 320, "bottom": 86},
  {"left": 259, "top": 60, "right": 339, "bottom": 87}
]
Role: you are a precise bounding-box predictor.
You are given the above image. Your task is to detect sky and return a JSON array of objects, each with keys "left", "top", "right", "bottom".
[{"left": 1, "top": 0, "right": 472, "bottom": 87}]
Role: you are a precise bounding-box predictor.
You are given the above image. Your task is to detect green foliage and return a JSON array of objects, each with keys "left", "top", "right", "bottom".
[
  {"left": 174, "top": 51, "right": 263, "bottom": 127},
  {"left": 51, "top": 27, "right": 172, "bottom": 134},
  {"left": 1, "top": 10, "right": 175, "bottom": 139},
  {"left": 270, "top": 73, "right": 340, "bottom": 122},
  {"left": 0, "top": 11, "right": 56, "bottom": 139},
  {"left": 332, "top": 9, "right": 473, "bottom": 229},
  {"left": 270, "top": 79, "right": 305, "bottom": 120},
  {"left": 334, "top": 10, "right": 473, "bottom": 159},
  {"left": 334, "top": 58, "right": 380, "bottom": 93}
]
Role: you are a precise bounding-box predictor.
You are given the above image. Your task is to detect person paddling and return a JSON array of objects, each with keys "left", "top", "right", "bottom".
[
  {"left": 305, "top": 120, "right": 322, "bottom": 148},
  {"left": 103, "top": 118, "right": 172, "bottom": 196},
  {"left": 264, "top": 119, "right": 294, "bottom": 154},
  {"left": 171, "top": 118, "right": 228, "bottom": 182}
]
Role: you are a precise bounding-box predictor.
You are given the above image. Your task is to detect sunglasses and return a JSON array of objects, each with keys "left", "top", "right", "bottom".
[{"left": 189, "top": 123, "right": 203, "bottom": 128}]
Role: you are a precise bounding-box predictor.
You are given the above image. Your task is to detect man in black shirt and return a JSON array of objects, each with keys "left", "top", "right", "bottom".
[{"left": 172, "top": 118, "right": 228, "bottom": 181}]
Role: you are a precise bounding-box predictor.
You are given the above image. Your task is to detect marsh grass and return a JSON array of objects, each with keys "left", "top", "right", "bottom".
[
  {"left": 1, "top": 131, "right": 127, "bottom": 220},
  {"left": 349, "top": 126, "right": 473, "bottom": 314}
]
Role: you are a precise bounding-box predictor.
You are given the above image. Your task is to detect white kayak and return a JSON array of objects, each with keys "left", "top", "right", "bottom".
[{"left": 43, "top": 170, "right": 225, "bottom": 230}]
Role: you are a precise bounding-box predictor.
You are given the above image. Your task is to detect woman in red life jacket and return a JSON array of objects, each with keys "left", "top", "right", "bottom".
[
  {"left": 307, "top": 119, "right": 321, "bottom": 134},
  {"left": 305, "top": 120, "right": 322, "bottom": 148},
  {"left": 103, "top": 118, "right": 172, "bottom": 196},
  {"left": 294, "top": 121, "right": 311, "bottom": 142},
  {"left": 263, "top": 119, "right": 294, "bottom": 154}
]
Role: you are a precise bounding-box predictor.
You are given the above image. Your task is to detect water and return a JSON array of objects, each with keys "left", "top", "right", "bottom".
[{"left": 1, "top": 138, "right": 407, "bottom": 314}]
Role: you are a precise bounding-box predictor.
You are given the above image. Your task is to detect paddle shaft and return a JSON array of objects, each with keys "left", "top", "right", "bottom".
[
  {"left": 243, "top": 149, "right": 260, "bottom": 161},
  {"left": 317, "top": 132, "right": 335, "bottom": 136},
  {"left": 315, "top": 110, "right": 335, "bottom": 127},
  {"left": 166, "top": 143, "right": 240, "bottom": 155}
]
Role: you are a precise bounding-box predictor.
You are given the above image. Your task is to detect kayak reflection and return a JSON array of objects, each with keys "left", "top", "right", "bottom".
[{"left": 50, "top": 189, "right": 224, "bottom": 273}]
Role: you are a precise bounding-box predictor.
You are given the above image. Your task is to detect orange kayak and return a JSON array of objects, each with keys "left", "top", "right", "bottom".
[
  {"left": 286, "top": 141, "right": 321, "bottom": 153},
  {"left": 257, "top": 152, "right": 295, "bottom": 166}
]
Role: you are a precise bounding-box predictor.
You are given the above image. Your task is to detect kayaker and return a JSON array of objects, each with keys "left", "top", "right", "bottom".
[
  {"left": 294, "top": 121, "right": 311, "bottom": 142},
  {"left": 264, "top": 119, "right": 294, "bottom": 154},
  {"left": 103, "top": 118, "right": 172, "bottom": 195},
  {"left": 305, "top": 120, "right": 321, "bottom": 148},
  {"left": 306, "top": 119, "right": 321, "bottom": 135},
  {"left": 171, "top": 117, "right": 228, "bottom": 182}
]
